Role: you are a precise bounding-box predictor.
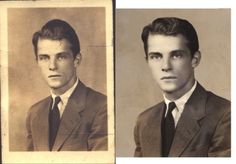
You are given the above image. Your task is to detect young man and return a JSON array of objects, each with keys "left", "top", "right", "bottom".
[
  {"left": 134, "top": 17, "right": 230, "bottom": 157},
  {"left": 26, "top": 19, "right": 107, "bottom": 151}
]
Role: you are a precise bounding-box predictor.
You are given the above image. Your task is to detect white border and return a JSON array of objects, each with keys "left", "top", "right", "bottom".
[{"left": 117, "top": 0, "right": 234, "bottom": 8}]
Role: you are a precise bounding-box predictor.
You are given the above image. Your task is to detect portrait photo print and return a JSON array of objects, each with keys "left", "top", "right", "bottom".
[
  {"left": 1, "top": 0, "right": 114, "bottom": 163},
  {"left": 116, "top": 9, "right": 231, "bottom": 157},
  {"left": 8, "top": 7, "right": 108, "bottom": 152}
]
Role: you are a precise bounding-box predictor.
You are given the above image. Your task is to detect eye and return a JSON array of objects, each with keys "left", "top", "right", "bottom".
[
  {"left": 148, "top": 53, "right": 162, "bottom": 60},
  {"left": 58, "top": 55, "right": 66, "bottom": 60},
  {"left": 57, "top": 53, "right": 69, "bottom": 60},
  {"left": 38, "top": 55, "right": 49, "bottom": 61},
  {"left": 171, "top": 51, "right": 184, "bottom": 59}
]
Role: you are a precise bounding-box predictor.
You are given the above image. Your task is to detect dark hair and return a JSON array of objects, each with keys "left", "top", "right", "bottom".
[
  {"left": 141, "top": 17, "right": 199, "bottom": 58},
  {"left": 32, "top": 19, "right": 80, "bottom": 59}
]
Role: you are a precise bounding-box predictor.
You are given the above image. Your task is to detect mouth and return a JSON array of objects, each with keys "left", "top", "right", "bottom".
[
  {"left": 161, "top": 76, "right": 177, "bottom": 80},
  {"left": 48, "top": 75, "right": 61, "bottom": 78}
]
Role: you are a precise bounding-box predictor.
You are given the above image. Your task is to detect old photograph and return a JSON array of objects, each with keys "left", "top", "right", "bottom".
[
  {"left": 116, "top": 9, "right": 231, "bottom": 157},
  {"left": 1, "top": 0, "right": 114, "bottom": 163}
]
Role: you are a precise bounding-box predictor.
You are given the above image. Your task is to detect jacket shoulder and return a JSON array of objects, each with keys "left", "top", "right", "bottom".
[
  {"left": 137, "top": 102, "right": 163, "bottom": 123},
  {"left": 86, "top": 87, "right": 107, "bottom": 106},
  {"left": 206, "top": 91, "right": 231, "bottom": 114},
  {"left": 28, "top": 96, "right": 51, "bottom": 114},
  {"left": 207, "top": 91, "right": 230, "bottom": 106},
  {"left": 190, "top": 83, "right": 230, "bottom": 116}
]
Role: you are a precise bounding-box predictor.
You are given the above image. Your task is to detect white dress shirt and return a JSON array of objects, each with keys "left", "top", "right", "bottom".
[
  {"left": 163, "top": 81, "right": 197, "bottom": 127},
  {"left": 51, "top": 78, "right": 79, "bottom": 118}
]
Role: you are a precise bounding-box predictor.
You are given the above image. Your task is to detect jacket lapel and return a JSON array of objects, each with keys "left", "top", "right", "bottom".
[
  {"left": 169, "top": 83, "right": 207, "bottom": 156},
  {"left": 52, "top": 82, "right": 88, "bottom": 151},
  {"left": 143, "top": 102, "right": 165, "bottom": 156},
  {"left": 32, "top": 97, "right": 52, "bottom": 151}
]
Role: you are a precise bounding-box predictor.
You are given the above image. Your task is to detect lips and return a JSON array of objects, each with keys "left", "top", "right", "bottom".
[
  {"left": 161, "top": 76, "right": 177, "bottom": 80},
  {"left": 48, "top": 75, "right": 61, "bottom": 78}
]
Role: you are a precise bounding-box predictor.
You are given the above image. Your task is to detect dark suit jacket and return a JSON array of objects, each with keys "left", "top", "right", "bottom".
[
  {"left": 134, "top": 83, "right": 230, "bottom": 157},
  {"left": 26, "top": 82, "right": 107, "bottom": 151}
]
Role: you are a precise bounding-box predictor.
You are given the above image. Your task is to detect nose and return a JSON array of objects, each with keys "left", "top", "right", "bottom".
[
  {"left": 49, "top": 58, "right": 57, "bottom": 71},
  {"left": 161, "top": 57, "right": 171, "bottom": 72}
]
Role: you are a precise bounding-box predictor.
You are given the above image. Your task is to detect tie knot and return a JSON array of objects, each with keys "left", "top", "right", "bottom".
[
  {"left": 167, "top": 102, "right": 176, "bottom": 114},
  {"left": 54, "top": 96, "right": 61, "bottom": 106}
]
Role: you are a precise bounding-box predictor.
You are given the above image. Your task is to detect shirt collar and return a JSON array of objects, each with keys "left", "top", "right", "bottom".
[
  {"left": 51, "top": 78, "right": 79, "bottom": 104},
  {"left": 164, "top": 80, "right": 197, "bottom": 110}
]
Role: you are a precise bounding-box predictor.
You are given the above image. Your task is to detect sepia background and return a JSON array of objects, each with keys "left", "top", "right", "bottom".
[
  {"left": 8, "top": 8, "right": 107, "bottom": 151},
  {"left": 116, "top": 9, "right": 231, "bottom": 157}
]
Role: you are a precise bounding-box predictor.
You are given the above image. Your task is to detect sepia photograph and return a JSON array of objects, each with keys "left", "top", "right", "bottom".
[
  {"left": 1, "top": 0, "right": 114, "bottom": 163},
  {"left": 116, "top": 9, "right": 231, "bottom": 157}
]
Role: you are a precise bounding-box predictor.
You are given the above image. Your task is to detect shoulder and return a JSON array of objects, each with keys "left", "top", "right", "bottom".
[
  {"left": 206, "top": 90, "right": 231, "bottom": 115},
  {"left": 75, "top": 81, "right": 107, "bottom": 107},
  {"left": 136, "top": 102, "right": 163, "bottom": 123},
  {"left": 191, "top": 83, "right": 230, "bottom": 116},
  {"left": 85, "top": 86, "right": 107, "bottom": 107},
  {"left": 28, "top": 96, "right": 51, "bottom": 115},
  {"left": 207, "top": 91, "right": 230, "bottom": 107}
]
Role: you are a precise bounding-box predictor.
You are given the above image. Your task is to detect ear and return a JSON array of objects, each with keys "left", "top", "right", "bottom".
[
  {"left": 74, "top": 53, "right": 82, "bottom": 67},
  {"left": 191, "top": 51, "right": 201, "bottom": 68}
]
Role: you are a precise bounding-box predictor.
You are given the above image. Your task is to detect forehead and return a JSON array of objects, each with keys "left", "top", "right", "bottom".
[
  {"left": 37, "top": 38, "right": 72, "bottom": 55},
  {"left": 147, "top": 34, "right": 189, "bottom": 53}
]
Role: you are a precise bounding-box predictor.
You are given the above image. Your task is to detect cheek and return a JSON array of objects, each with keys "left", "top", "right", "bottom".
[
  {"left": 58, "top": 62, "right": 73, "bottom": 70},
  {"left": 176, "top": 64, "right": 193, "bottom": 79},
  {"left": 148, "top": 62, "right": 160, "bottom": 72},
  {"left": 60, "top": 63, "right": 76, "bottom": 75}
]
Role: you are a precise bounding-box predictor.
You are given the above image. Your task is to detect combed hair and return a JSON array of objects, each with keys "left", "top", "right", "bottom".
[
  {"left": 141, "top": 17, "right": 199, "bottom": 58},
  {"left": 32, "top": 19, "right": 80, "bottom": 59}
]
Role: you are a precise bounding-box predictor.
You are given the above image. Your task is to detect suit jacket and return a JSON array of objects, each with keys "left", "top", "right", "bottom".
[
  {"left": 26, "top": 82, "right": 107, "bottom": 151},
  {"left": 134, "top": 83, "right": 230, "bottom": 157}
]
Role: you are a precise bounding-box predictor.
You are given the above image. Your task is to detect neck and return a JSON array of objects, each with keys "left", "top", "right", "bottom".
[
  {"left": 164, "top": 78, "right": 195, "bottom": 101},
  {"left": 51, "top": 76, "right": 77, "bottom": 96}
]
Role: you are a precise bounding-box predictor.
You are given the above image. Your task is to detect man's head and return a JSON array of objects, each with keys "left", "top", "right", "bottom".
[
  {"left": 142, "top": 17, "right": 199, "bottom": 58},
  {"left": 32, "top": 19, "right": 80, "bottom": 58},
  {"left": 141, "top": 17, "right": 201, "bottom": 100},
  {"left": 32, "top": 19, "right": 81, "bottom": 95}
]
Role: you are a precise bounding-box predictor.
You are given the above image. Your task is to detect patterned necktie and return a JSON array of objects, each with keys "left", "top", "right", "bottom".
[
  {"left": 49, "top": 96, "right": 61, "bottom": 151},
  {"left": 162, "top": 102, "right": 176, "bottom": 157}
]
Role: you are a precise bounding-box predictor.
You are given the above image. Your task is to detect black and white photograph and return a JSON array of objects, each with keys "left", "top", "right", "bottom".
[{"left": 116, "top": 9, "right": 231, "bottom": 157}]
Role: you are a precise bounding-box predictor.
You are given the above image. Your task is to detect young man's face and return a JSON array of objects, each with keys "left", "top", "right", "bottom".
[
  {"left": 37, "top": 38, "right": 79, "bottom": 95},
  {"left": 147, "top": 34, "right": 200, "bottom": 99}
]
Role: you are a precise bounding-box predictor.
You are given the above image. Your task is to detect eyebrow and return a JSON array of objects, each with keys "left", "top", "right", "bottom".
[
  {"left": 37, "top": 51, "right": 71, "bottom": 56},
  {"left": 170, "top": 50, "right": 187, "bottom": 54},
  {"left": 148, "top": 52, "right": 162, "bottom": 56},
  {"left": 148, "top": 49, "right": 187, "bottom": 55},
  {"left": 38, "top": 54, "right": 49, "bottom": 57},
  {"left": 57, "top": 52, "right": 71, "bottom": 56}
]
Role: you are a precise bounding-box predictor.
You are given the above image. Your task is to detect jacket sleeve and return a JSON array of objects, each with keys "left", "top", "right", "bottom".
[
  {"left": 208, "top": 108, "right": 231, "bottom": 157},
  {"left": 26, "top": 109, "right": 34, "bottom": 151},
  {"left": 134, "top": 117, "right": 142, "bottom": 157},
  {"left": 88, "top": 104, "right": 108, "bottom": 151}
]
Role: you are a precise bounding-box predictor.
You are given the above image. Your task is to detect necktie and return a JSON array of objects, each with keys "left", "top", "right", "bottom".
[
  {"left": 162, "top": 102, "right": 176, "bottom": 157},
  {"left": 49, "top": 96, "right": 61, "bottom": 151}
]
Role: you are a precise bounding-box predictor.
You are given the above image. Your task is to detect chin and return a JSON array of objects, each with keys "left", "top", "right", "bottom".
[
  {"left": 162, "top": 89, "right": 177, "bottom": 94},
  {"left": 159, "top": 84, "right": 178, "bottom": 93},
  {"left": 47, "top": 82, "right": 64, "bottom": 89}
]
